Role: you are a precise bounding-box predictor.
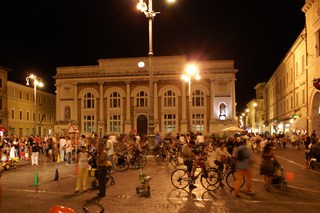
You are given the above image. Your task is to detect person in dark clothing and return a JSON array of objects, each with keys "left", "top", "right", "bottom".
[{"left": 96, "top": 142, "right": 108, "bottom": 197}]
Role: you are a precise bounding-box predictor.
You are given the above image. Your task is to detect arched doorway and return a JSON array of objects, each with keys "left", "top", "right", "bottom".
[{"left": 137, "top": 115, "right": 148, "bottom": 137}]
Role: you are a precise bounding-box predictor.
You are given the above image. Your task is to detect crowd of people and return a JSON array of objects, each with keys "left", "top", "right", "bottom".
[{"left": 0, "top": 129, "right": 319, "bottom": 199}]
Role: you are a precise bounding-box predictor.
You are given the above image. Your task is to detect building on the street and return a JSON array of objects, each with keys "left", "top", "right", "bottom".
[
  {"left": 242, "top": 83, "right": 266, "bottom": 134},
  {"left": 0, "top": 67, "right": 56, "bottom": 137},
  {"left": 54, "top": 55, "right": 238, "bottom": 137},
  {"left": 241, "top": 0, "right": 320, "bottom": 137}
]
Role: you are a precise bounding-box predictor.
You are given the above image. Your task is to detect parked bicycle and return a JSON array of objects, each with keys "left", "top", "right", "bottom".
[{"left": 114, "top": 147, "right": 147, "bottom": 171}]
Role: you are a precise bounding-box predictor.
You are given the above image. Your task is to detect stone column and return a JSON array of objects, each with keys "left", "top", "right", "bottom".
[
  {"left": 73, "top": 83, "right": 78, "bottom": 123},
  {"left": 181, "top": 82, "right": 187, "bottom": 133},
  {"left": 210, "top": 80, "right": 215, "bottom": 120},
  {"left": 98, "top": 82, "right": 104, "bottom": 137},
  {"left": 56, "top": 84, "right": 61, "bottom": 122},
  {"left": 209, "top": 80, "right": 215, "bottom": 133},
  {"left": 125, "top": 82, "right": 131, "bottom": 133},
  {"left": 231, "top": 79, "right": 236, "bottom": 120}
]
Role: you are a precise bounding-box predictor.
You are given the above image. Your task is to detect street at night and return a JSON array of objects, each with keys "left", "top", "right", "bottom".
[{"left": 1, "top": 147, "right": 319, "bottom": 213}]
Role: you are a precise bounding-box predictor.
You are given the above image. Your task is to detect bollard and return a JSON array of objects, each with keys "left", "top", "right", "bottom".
[
  {"left": 54, "top": 169, "right": 59, "bottom": 181},
  {"left": 33, "top": 170, "right": 40, "bottom": 186}
]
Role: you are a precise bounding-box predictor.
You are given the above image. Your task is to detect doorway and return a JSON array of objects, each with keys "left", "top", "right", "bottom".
[{"left": 137, "top": 115, "right": 148, "bottom": 137}]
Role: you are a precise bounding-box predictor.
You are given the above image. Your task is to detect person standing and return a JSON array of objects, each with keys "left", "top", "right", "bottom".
[
  {"left": 233, "top": 141, "right": 254, "bottom": 197},
  {"left": 59, "top": 136, "right": 66, "bottom": 162},
  {"left": 260, "top": 143, "right": 279, "bottom": 191},
  {"left": 31, "top": 136, "right": 40, "bottom": 166},
  {"left": 65, "top": 136, "right": 72, "bottom": 164},
  {"left": 106, "top": 136, "right": 115, "bottom": 173},
  {"left": 75, "top": 146, "right": 89, "bottom": 193},
  {"left": 96, "top": 142, "right": 108, "bottom": 197}
]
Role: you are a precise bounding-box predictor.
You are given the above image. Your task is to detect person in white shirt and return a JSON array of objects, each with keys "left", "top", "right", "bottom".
[
  {"left": 59, "top": 136, "right": 67, "bottom": 162},
  {"left": 214, "top": 142, "right": 232, "bottom": 181},
  {"left": 106, "top": 135, "right": 115, "bottom": 173}
]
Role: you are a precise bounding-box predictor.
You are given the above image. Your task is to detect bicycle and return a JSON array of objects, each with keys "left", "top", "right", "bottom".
[
  {"left": 171, "top": 159, "right": 219, "bottom": 191},
  {"left": 208, "top": 158, "right": 245, "bottom": 191}
]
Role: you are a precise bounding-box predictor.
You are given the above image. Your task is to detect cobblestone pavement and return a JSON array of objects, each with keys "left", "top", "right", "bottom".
[{"left": 1, "top": 147, "right": 320, "bottom": 213}]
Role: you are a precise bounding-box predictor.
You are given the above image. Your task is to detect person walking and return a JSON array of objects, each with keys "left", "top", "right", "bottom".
[
  {"left": 96, "top": 142, "right": 108, "bottom": 197},
  {"left": 59, "top": 136, "right": 66, "bottom": 162},
  {"left": 31, "top": 137, "right": 40, "bottom": 166},
  {"left": 233, "top": 140, "right": 255, "bottom": 197},
  {"left": 106, "top": 136, "right": 115, "bottom": 173},
  {"left": 260, "top": 143, "right": 279, "bottom": 191},
  {"left": 75, "top": 146, "right": 89, "bottom": 193},
  {"left": 65, "top": 136, "right": 72, "bottom": 165}
]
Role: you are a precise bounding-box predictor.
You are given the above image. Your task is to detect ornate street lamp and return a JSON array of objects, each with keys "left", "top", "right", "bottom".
[
  {"left": 26, "top": 74, "right": 44, "bottom": 136},
  {"left": 136, "top": 0, "right": 175, "bottom": 148}
]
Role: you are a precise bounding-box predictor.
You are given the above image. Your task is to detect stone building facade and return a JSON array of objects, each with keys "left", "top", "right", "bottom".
[
  {"left": 54, "top": 55, "right": 238, "bottom": 137},
  {"left": 0, "top": 67, "right": 56, "bottom": 137},
  {"left": 244, "top": 0, "right": 320, "bottom": 136}
]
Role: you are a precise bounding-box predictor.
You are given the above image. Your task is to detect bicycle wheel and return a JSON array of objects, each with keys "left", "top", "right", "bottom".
[
  {"left": 134, "top": 154, "right": 147, "bottom": 168},
  {"left": 169, "top": 155, "right": 178, "bottom": 168},
  {"left": 171, "top": 169, "right": 190, "bottom": 189},
  {"left": 115, "top": 156, "right": 129, "bottom": 171},
  {"left": 201, "top": 168, "right": 220, "bottom": 191},
  {"left": 156, "top": 152, "right": 168, "bottom": 165},
  {"left": 226, "top": 170, "right": 245, "bottom": 190}
]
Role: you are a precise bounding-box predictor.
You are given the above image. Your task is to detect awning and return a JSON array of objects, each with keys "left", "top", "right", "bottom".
[{"left": 0, "top": 127, "right": 7, "bottom": 132}]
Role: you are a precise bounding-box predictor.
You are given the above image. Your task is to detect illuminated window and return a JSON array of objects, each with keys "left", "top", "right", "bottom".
[
  {"left": 83, "top": 115, "right": 95, "bottom": 133},
  {"left": 163, "top": 114, "right": 177, "bottom": 132},
  {"left": 109, "top": 114, "right": 121, "bottom": 132},
  {"left": 192, "top": 113, "right": 204, "bottom": 132}
]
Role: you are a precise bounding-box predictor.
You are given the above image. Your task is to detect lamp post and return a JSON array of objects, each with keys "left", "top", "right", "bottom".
[
  {"left": 137, "top": 0, "right": 175, "bottom": 148},
  {"left": 26, "top": 74, "right": 44, "bottom": 136},
  {"left": 182, "top": 64, "right": 200, "bottom": 133}
]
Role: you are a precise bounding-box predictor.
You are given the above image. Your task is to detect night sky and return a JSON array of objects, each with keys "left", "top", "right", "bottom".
[{"left": 0, "top": 0, "right": 305, "bottom": 112}]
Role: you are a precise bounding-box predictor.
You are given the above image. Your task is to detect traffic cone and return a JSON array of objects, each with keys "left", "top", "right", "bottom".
[
  {"left": 33, "top": 171, "right": 40, "bottom": 186},
  {"left": 57, "top": 154, "right": 61, "bottom": 163},
  {"left": 54, "top": 168, "right": 59, "bottom": 181}
]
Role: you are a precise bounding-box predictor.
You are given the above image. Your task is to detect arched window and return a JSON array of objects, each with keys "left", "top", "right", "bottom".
[
  {"left": 192, "top": 89, "right": 204, "bottom": 106},
  {"left": 84, "top": 93, "right": 94, "bottom": 109},
  {"left": 164, "top": 90, "right": 176, "bottom": 107},
  {"left": 136, "top": 91, "right": 148, "bottom": 107},
  {"left": 109, "top": 91, "right": 121, "bottom": 108}
]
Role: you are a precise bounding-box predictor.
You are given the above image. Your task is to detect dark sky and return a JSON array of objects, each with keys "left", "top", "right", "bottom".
[{"left": 0, "top": 0, "right": 305, "bottom": 112}]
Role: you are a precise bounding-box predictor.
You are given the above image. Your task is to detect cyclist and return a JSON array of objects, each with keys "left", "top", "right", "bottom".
[
  {"left": 214, "top": 142, "right": 232, "bottom": 185},
  {"left": 181, "top": 140, "right": 197, "bottom": 189}
]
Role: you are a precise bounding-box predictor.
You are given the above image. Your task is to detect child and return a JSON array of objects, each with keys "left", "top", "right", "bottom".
[{"left": 20, "top": 144, "right": 25, "bottom": 160}]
